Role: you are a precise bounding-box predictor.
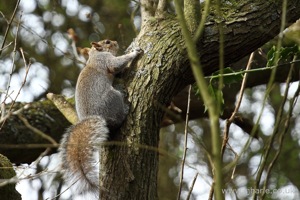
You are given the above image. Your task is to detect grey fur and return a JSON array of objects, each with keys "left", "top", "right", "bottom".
[
  {"left": 58, "top": 40, "right": 141, "bottom": 198},
  {"left": 75, "top": 41, "right": 140, "bottom": 128}
]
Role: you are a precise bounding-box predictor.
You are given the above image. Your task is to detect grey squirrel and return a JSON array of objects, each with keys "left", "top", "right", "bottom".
[{"left": 58, "top": 39, "right": 141, "bottom": 198}]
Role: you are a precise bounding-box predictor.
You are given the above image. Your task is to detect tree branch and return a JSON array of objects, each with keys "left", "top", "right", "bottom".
[
  {"left": 184, "top": 0, "right": 200, "bottom": 33},
  {"left": 0, "top": 101, "right": 70, "bottom": 164},
  {"left": 156, "top": 0, "right": 167, "bottom": 17},
  {"left": 140, "top": 0, "right": 156, "bottom": 28}
]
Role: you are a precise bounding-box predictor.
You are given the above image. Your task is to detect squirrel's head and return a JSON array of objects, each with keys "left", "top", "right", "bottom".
[{"left": 90, "top": 40, "right": 119, "bottom": 56}]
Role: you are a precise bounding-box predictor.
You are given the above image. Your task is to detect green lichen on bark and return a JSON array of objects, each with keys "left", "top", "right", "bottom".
[
  {"left": 0, "top": 154, "right": 21, "bottom": 200},
  {"left": 0, "top": 99, "right": 71, "bottom": 164}
]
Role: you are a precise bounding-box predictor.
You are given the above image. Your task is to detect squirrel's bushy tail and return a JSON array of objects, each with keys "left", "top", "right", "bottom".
[{"left": 58, "top": 115, "right": 108, "bottom": 196}]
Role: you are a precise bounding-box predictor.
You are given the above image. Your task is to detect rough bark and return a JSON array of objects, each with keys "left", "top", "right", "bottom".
[
  {"left": 0, "top": 0, "right": 299, "bottom": 199},
  {"left": 0, "top": 154, "right": 21, "bottom": 200},
  {"left": 0, "top": 101, "right": 70, "bottom": 164},
  {"left": 99, "top": 1, "right": 300, "bottom": 199}
]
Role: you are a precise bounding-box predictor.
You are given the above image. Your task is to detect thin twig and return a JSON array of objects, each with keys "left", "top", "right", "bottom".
[
  {"left": 261, "top": 55, "right": 299, "bottom": 199},
  {"left": 32, "top": 148, "right": 53, "bottom": 172},
  {"left": 0, "top": 164, "right": 57, "bottom": 187},
  {"left": 0, "top": 47, "right": 32, "bottom": 131},
  {"left": 205, "top": 59, "right": 300, "bottom": 80},
  {"left": 17, "top": 114, "right": 58, "bottom": 145},
  {"left": 8, "top": 48, "right": 31, "bottom": 112},
  {"left": 0, "top": 13, "right": 23, "bottom": 130},
  {"left": 177, "top": 85, "right": 192, "bottom": 200},
  {"left": 221, "top": 52, "right": 254, "bottom": 156},
  {"left": 0, "top": 144, "right": 58, "bottom": 149},
  {"left": 253, "top": 1, "right": 288, "bottom": 198},
  {"left": 174, "top": 0, "right": 224, "bottom": 198},
  {"left": 11, "top": 48, "right": 30, "bottom": 106},
  {"left": 154, "top": 99, "right": 210, "bottom": 155},
  {"left": 226, "top": 143, "right": 238, "bottom": 180},
  {"left": 2, "top": 12, "right": 22, "bottom": 104},
  {"left": 0, "top": 104, "right": 27, "bottom": 123},
  {"left": 186, "top": 173, "right": 198, "bottom": 200},
  {"left": 1, "top": 90, "right": 14, "bottom": 120},
  {"left": 216, "top": 52, "right": 253, "bottom": 198},
  {"left": 0, "top": 41, "right": 13, "bottom": 51},
  {"left": 208, "top": 182, "right": 214, "bottom": 200},
  {"left": 0, "top": 0, "right": 21, "bottom": 56}
]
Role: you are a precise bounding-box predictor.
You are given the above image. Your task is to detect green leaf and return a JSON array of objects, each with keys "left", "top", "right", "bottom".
[
  {"left": 267, "top": 44, "right": 299, "bottom": 67},
  {"left": 203, "top": 84, "right": 224, "bottom": 115},
  {"left": 280, "top": 45, "right": 299, "bottom": 60}
]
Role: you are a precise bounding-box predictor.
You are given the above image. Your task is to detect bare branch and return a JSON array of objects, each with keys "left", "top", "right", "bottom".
[
  {"left": 177, "top": 85, "right": 192, "bottom": 200},
  {"left": 0, "top": 0, "right": 21, "bottom": 56},
  {"left": 156, "top": 0, "right": 167, "bottom": 17},
  {"left": 1, "top": 12, "right": 22, "bottom": 105},
  {"left": 261, "top": 55, "right": 300, "bottom": 199},
  {"left": 187, "top": 173, "right": 198, "bottom": 200},
  {"left": 17, "top": 114, "right": 58, "bottom": 145},
  {"left": 253, "top": 1, "right": 289, "bottom": 197},
  {"left": 221, "top": 52, "right": 254, "bottom": 156},
  {"left": 47, "top": 93, "right": 78, "bottom": 125},
  {"left": 140, "top": 0, "right": 156, "bottom": 28},
  {"left": 174, "top": 0, "right": 224, "bottom": 198},
  {"left": 0, "top": 47, "right": 31, "bottom": 131}
]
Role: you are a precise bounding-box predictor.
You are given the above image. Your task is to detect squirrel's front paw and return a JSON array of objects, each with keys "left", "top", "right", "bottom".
[
  {"left": 125, "top": 40, "right": 143, "bottom": 55},
  {"left": 133, "top": 47, "right": 143, "bottom": 54}
]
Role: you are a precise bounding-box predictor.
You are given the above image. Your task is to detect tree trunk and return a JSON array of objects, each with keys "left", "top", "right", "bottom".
[{"left": 99, "top": 1, "right": 300, "bottom": 199}]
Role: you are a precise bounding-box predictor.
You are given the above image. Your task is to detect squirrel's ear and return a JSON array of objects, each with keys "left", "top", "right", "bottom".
[
  {"left": 91, "top": 42, "right": 103, "bottom": 51},
  {"left": 91, "top": 42, "right": 98, "bottom": 47}
]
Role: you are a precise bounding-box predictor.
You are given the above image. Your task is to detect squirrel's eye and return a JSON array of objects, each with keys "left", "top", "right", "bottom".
[{"left": 105, "top": 40, "right": 110, "bottom": 44}]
